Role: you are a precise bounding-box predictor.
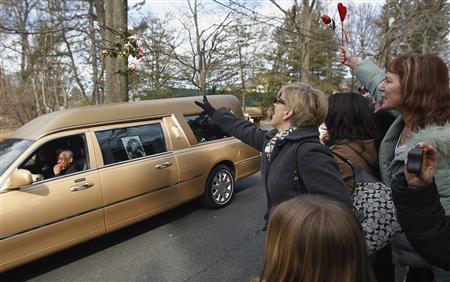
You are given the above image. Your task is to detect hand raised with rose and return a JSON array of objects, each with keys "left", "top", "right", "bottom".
[{"left": 338, "top": 47, "right": 361, "bottom": 69}]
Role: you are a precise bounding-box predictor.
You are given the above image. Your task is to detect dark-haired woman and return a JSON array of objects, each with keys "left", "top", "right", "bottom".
[
  {"left": 324, "top": 92, "right": 393, "bottom": 281},
  {"left": 324, "top": 92, "right": 380, "bottom": 193}
]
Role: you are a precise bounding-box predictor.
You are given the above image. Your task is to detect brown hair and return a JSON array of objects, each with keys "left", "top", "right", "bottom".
[
  {"left": 279, "top": 83, "right": 328, "bottom": 128},
  {"left": 254, "top": 196, "right": 374, "bottom": 282},
  {"left": 387, "top": 54, "right": 450, "bottom": 129}
]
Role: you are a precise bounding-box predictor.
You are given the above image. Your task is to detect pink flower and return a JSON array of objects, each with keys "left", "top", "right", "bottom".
[
  {"left": 128, "top": 63, "right": 137, "bottom": 71},
  {"left": 136, "top": 47, "right": 144, "bottom": 59},
  {"left": 127, "top": 35, "right": 138, "bottom": 44},
  {"left": 101, "top": 50, "right": 109, "bottom": 58}
]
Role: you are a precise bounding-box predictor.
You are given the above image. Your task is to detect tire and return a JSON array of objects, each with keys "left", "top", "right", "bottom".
[{"left": 202, "top": 165, "right": 235, "bottom": 209}]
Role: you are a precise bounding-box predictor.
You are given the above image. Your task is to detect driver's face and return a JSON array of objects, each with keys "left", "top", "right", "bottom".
[{"left": 57, "top": 152, "right": 72, "bottom": 170}]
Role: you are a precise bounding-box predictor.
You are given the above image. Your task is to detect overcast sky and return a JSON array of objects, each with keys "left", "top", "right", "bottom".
[{"left": 129, "top": 0, "right": 385, "bottom": 25}]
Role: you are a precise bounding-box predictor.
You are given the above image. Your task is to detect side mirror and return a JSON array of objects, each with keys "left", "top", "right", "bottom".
[{"left": 7, "top": 169, "right": 33, "bottom": 190}]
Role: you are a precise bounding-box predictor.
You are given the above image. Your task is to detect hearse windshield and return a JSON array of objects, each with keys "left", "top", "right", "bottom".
[{"left": 0, "top": 138, "right": 33, "bottom": 175}]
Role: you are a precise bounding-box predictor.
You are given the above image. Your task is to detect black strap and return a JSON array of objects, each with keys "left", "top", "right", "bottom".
[
  {"left": 331, "top": 151, "right": 358, "bottom": 187},
  {"left": 294, "top": 143, "right": 367, "bottom": 223}
]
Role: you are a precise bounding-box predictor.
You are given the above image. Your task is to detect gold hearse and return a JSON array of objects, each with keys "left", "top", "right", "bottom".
[{"left": 0, "top": 95, "right": 260, "bottom": 272}]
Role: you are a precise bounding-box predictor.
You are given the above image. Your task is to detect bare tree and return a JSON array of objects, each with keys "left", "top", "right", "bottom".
[
  {"left": 376, "top": 0, "right": 449, "bottom": 67},
  {"left": 169, "top": 0, "right": 235, "bottom": 96},
  {"left": 226, "top": 16, "right": 267, "bottom": 107},
  {"left": 344, "top": 3, "right": 380, "bottom": 90},
  {"left": 131, "top": 14, "right": 178, "bottom": 100},
  {"left": 270, "top": 0, "right": 319, "bottom": 83}
]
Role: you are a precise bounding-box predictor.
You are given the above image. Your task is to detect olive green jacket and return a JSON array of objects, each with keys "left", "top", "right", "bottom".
[{"left": 355, "top": 59, "right": 450, "bottom": 215}]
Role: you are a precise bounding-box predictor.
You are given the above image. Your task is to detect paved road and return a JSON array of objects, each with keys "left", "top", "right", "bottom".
[{"left": 2, "top": 173, "right": 267, "bottom": 282}]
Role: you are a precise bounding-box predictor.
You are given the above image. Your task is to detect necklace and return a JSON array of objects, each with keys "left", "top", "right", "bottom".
[
  {"left": 403, "top": 128, "right": 413, "bottom": 139},
  {"left": 401, "top": 126, "right": 420, "bottom": 143}
]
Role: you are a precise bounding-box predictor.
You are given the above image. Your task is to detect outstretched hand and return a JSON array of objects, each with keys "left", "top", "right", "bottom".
[
  {"left": 194, "top": 95, "right": 216, "bottom": 117},
  {"left": 404, "top": 143, "right": 438, "bottom": 189},
  {"left": 339, "top": 47, "right": 361, "bottom": 69}
]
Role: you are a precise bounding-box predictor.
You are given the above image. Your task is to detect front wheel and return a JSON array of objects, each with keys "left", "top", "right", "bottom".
[{"left": 202, "top": 165, "right": 235, "bottom": 209}]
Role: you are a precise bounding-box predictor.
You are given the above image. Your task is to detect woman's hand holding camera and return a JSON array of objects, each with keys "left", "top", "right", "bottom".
[{"left": 404, "top": 143, "right": 438, "bottom": 189}]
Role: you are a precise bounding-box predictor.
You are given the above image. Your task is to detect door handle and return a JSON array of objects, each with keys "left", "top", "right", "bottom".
[
  {"left": 155, "top": 162, "right": 172, "bottom": 169},
  {"left": 70, "top": 182, "right": 94, "bottom": 192}
]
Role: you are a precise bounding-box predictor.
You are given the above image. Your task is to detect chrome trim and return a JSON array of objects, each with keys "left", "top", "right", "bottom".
[
  {"left": 0, "top": 168, "right": 98, "bottom": 194},
  {"left": 0, "top": 174, "right": 203, "bottom": 241},
  {"left": 104, "top": 174, "right": 202, "bottom": 207},
  {"left": 190, "top": 137, "right": 235, "bottom": 147},
  {"left": 99, "top": 151, "right": 173, "bottom": 169},
  {"left": 0, "top": 206, "right": 103, "bottom": 240},
  {"left": 235, "top": 155, "right": 261, "bottom": 164},
  {"left": 39, "top": 114, "right": 172, "bottom": 139},
  {"left": 70, "top": 182, "right": 94, "bottom": 192},
  {"left": 155, "top": 162, "right": 172, "bottom": 169}
]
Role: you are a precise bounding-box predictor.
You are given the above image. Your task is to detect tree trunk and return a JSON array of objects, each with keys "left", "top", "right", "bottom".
[
  {"left": 104, "top": 0, "right": 128, "bottom": 103},
  {"left": 19, "top": 1, "right": 30, "bottom": 83},
  {"left": 31, "top": 77, "right": 42, "bottom": 115},
  {"left": 192, "top": 0, "right": 206, "bottom": 96},
  {"left": 88, "top": 0, "right": 99, "bottom": 104},
  {"left": 40, "top": 71, "right": 48, "bottom": 113},
  {"left": 376, "top": 0, "right": 394, "bottom": 68},
  {"left": 299, "top": 3, "right": 313, "bottom": 84},
  {"left": 238, "top": 45, "right": 246, "bottom": 107}
]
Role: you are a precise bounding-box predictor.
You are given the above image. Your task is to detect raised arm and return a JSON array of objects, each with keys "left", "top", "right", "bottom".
[
  {"left": 339, "top": 47, "right": 386, "bottom": 103},
  {"left": 195, "top": 96, "right": 268, "bottom": 151}
]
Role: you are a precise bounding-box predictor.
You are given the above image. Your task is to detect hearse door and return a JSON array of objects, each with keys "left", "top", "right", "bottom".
[
  {"left": 0, "top": 130, "right": 105, "bottom": 270},
  {"left": 91, "top": 120, "right": 179, "bottom": 232}
]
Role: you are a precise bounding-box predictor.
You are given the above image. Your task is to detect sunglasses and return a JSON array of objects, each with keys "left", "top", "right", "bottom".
[{"left": 272, "top": 97, "right": 286, "bottom": 105}]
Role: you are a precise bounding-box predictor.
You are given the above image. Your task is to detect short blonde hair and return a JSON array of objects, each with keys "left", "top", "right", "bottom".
[{"left": 278, "top": 83, "right": 328, "bottom": 128}]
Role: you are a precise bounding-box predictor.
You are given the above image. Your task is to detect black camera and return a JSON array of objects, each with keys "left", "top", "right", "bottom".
[{"left": 406, "top": 148, "right": 426, "bottom": 175}]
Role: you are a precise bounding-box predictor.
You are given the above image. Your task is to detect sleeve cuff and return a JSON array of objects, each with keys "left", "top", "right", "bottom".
[{"left": 392, "top": 175, "right": 438, "bottom": 207}]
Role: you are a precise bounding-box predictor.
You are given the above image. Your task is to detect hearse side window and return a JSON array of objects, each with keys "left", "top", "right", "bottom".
[
  {"left": 185, "top": 115, "right": 229, "bottom": 143},
  {"left": 95, "top": 123, "right": 166, "bottom": 165},
  {"left": 18, "top": 134, "right": 89, "bottom": 182}
]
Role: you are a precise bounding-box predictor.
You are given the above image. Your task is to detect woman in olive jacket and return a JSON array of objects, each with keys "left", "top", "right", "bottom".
[{"left": 195, "top": 83, "right": 352, "bottom": 226}]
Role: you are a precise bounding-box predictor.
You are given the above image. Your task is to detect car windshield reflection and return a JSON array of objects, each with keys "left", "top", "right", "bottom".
[{"left": 0, "top": 138, "right": 33, "bottom": 175}]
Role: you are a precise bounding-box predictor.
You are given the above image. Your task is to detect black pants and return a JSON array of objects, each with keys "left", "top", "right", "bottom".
[{"left": 372, "top": 245, "right": 395, "bottom": 282}]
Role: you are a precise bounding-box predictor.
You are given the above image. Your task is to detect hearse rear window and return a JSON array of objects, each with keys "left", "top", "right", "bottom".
[
  {"left": 95, "top": 123, "right": 166, "bottom": 165},
  {"left": 185, "top": 115, "right": 229, "bottom": 143}
]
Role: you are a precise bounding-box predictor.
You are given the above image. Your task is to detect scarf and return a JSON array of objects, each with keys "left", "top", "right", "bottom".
[{"left": 264, "top": 127, "right": 297, "bottom": 160}]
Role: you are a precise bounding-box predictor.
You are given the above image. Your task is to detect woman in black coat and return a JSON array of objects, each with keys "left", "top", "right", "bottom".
[
  {"left": 392, "top": 144, "right": 450, "bottom": 271},
  {"left": 196, "top": 83, "right": 352, "bottom": 226}
]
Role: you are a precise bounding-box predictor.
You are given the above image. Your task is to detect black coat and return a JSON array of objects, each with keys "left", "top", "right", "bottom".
[
  {"left": 392, "top": 174, "right": 450, "bottom": 270},
  {"left": 213, "top": 108, "right": 352, "bottom": 221}
]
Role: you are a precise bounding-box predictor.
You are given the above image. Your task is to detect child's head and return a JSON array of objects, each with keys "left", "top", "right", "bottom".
[{"left": 258, "top": 195, "right": 374, "bottom": 282}]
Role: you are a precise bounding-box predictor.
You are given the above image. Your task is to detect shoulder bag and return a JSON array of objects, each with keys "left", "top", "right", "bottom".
[
  {"left": 332, "top": 151, "right": 402, "bottom": 254},
  {"left": 292, "top": 141, "right": 401, "bottom": 254}
]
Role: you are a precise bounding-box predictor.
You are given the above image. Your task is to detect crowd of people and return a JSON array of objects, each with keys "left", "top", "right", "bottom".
[{"left": 195, "top": 48, "right": 450, "bottom": 282}]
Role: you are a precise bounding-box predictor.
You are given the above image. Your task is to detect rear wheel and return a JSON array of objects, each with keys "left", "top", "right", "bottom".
[{"left": 202, "top": 165, "right": 235, "bottom": 209}]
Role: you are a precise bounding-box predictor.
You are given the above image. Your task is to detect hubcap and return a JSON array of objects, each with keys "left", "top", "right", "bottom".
[{"left": 211, "top": 170, "right": 233, "bottom": 204}]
